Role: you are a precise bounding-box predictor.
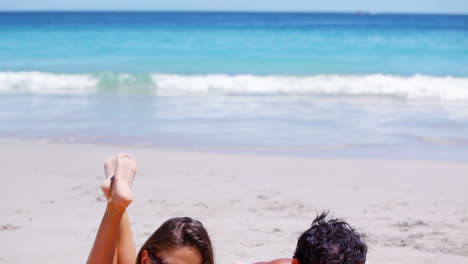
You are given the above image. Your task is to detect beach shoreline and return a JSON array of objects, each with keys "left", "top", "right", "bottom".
[{"left": 0, "top": 140, "right": 467, "bottom": 263}]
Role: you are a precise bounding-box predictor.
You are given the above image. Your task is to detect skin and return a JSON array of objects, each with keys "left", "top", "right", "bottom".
[
  {"left": 140, "top": 246, "right": 203, "bottom": 264},
  {"left": 255, "top": 259, "right": 294, "bottom": 264},
  {"left": 88, "top": 154, "right": 203, "bottom": 264},
  {"left": 101, "top": 156, "right": 137, "bottom": 264},
  {"left": 87, "top": 154, "right": 137, "bottom": 264}
]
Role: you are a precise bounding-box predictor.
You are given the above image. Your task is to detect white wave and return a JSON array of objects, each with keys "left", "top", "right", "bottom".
[
  {"left": 1, "top": 71, "right": 468, "bottom": 100},
  {"left": 0, "top": 71, "right": 97, "bottom": 94},
  {"left": 151, "top": 74, "right": 468, "bottom": 100}
]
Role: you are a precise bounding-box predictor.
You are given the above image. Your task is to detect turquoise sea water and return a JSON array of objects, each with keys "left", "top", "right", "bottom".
[
  {"left": 1, "top": 12, "right": 468, "bottom": 160},
  {"left": 1, "top": 12, "right": 468, "bottom": 75}
]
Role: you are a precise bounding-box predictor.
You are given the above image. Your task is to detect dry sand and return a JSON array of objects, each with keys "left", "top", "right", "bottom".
[{"left": 0, "top": 140, "right": 467, "bottom": 263}]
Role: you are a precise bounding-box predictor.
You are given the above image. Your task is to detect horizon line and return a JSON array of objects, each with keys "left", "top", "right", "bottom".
[{"left": 0, "top": 10, "right": 467, "bottom": 16}]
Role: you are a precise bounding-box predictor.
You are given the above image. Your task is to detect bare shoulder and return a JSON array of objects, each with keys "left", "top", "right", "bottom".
[{"left": 254, "top": 258, "right": 292, "bottom": 264}]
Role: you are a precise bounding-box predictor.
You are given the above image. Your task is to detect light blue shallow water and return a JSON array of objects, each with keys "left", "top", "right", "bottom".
[{"left": 1, "top": 12, "right": 468, "bottom": 160}]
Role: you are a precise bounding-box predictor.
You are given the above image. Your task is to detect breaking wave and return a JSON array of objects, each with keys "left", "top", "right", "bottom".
[{"left": 1, "top": 71, "right": 468, "bottom": 100}]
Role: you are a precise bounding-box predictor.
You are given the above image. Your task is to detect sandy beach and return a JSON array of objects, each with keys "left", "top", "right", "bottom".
[{"left": 0, "top": 140, "right": 467, "bottom": 264}]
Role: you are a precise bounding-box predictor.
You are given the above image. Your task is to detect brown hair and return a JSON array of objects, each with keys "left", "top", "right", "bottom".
[{"left": 136, "top": 217, "right": 214, "bottom": 264}]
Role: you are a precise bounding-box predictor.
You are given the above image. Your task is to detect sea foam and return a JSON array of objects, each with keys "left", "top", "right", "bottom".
[
  {"left": 0, "top": 71, "right": 96, "bottom": 94},
  {"left": 1, "top": 71, "right": 468, "bottom": 100}
]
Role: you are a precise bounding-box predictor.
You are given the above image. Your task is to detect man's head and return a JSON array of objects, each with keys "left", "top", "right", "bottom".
[{"left": 293, "top": 212, "right": 367, "bottom": 264}]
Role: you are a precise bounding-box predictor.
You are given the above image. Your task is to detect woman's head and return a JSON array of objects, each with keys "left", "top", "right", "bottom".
[{"left": 137, "top": 217, "right": 214, "bottom": 264}]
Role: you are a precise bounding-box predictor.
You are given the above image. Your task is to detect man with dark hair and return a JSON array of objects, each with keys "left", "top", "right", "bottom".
[{"left": 256, "top": 212, "right": 367, "bottom": 264}]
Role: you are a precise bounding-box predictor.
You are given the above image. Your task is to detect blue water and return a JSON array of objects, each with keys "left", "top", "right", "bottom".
[
  {"left": 1, "top": 12, "right": 468, "bottom": 160},
  {"left": 1, "top": 12, "right": 468, "bottom": 75}
]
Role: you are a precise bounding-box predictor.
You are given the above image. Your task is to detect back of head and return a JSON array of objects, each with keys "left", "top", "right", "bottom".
[
  {"left": 293, "top": 212, "right": 367, "bottom": 264},
  {"left": 136, "top": 217, "right": 214, "bottom": 264}
]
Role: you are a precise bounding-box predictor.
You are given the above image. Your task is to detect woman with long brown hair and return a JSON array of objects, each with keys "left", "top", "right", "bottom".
[{"left": 87, "top": 154, "right": 214, "bottom": 264}]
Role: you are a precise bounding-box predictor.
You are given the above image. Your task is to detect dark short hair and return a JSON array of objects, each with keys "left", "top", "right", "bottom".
[
  {"left": 136, "top": 217, "right": 214, "bottom": 264},
  {"left": 293, "top": 212, "right": 367, "bottom": 264}
]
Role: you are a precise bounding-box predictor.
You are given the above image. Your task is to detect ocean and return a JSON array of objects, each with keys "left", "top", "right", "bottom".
[{"left": 1, "top": 12, "right": 468, "bottom": 160}]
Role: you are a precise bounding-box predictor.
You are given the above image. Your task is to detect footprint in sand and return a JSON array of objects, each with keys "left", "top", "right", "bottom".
[
  {"left": 394, "top": 220, "right": 428, "bottom": 229},
  {"left": 39, "top": 200, "right": 55, "bottom": 204},
  {"left": 193, "top": 201, "right": 209, "bottom": 208},
  {"left": 71, "top": 185, "right": 82, "bottom": 191},
  {"left": 1, "top": 224, "right": 22, "bottom": 231}
]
